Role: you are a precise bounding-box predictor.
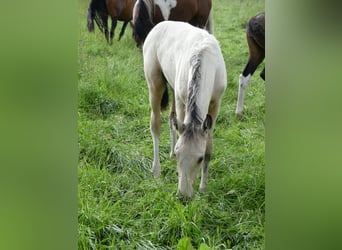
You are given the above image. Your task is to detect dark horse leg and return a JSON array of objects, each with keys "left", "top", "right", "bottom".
[
  {"left": 118, "top": 21, "right": 129, "bottom": 41},
  {"left": 109, "top": 17, "right": 118, "bottom": 45},
  {"left": 99, "top": 13, "right": 110, "bottom": 43},
  {"left": 235, "top": 37, "right": 264, "bottom": 116},
  {"left": 236, "top": 13, "right": 265, "bottom": 117}
]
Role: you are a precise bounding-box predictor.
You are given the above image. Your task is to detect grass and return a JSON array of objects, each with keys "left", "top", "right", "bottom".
[{"left": 78, "top": 0, "right": 265, "bottom": 249}]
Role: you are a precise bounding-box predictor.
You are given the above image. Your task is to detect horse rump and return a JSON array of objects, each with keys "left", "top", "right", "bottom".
[{"left": 246, "top": 12, "right": 265, "bottom": 49}]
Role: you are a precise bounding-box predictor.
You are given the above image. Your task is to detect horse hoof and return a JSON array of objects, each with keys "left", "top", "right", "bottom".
[
  {"left": 152, "top": 167, "right": 161, "bottom": 177},
  {"left": 236, "top": 111, "right": 243, "bottom": 119},
  {"left": 199, "top": 186, "right": 208, "bottom": 193}
]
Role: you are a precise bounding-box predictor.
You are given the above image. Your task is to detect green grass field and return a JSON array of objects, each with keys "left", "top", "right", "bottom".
[{"left": 78, "top": 0, "right": 265, "bottom": 249}]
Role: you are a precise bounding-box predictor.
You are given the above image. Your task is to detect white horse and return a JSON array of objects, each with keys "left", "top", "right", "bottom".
[{"left": 143, "top": 21, "right": 227, "bottom": 198}]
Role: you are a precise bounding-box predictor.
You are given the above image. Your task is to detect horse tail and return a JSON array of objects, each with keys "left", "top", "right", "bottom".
[
  {"left": 87, "top": 0, "right": 107, "bottom": 33},
  {"left": 133, "top": 0, "right": 154, "bottom": 46},
  {"left": 87, "top": 1, "right": 96, "bottom": 32},
  {"left": 205, "top": 8, "right": 214, "bottom": 34},
  {"left": 187, "top": 53, "right": 203, "bottom": 125}
]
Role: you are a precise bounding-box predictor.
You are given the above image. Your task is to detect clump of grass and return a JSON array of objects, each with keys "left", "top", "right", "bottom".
[{"left": 78, "top": 0, "right": 265, "bottom": 249}]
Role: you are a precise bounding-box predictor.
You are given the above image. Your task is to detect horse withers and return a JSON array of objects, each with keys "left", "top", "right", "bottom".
[
  {"left": 87, "top": 0, "right": 136, "bottom": 44},
  {"left": 236, "top": 12, "right": 265, "bottom": 117},
  {"left": 143, "top": 21, "right": 227, "bottom": 199},
  {"left": 132, "top": 0, "right": 213, "bottom": 47}
]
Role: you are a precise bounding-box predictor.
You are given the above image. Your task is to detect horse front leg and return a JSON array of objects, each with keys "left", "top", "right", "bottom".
[
  {"left": 200, "top": 132, "right": 213, "bottom": 193},
  {"left": 200, "top": 105, "right": 219, "bottom": 193},
  {"left": 169, "top": 92, "right": 177, "bottom": 158}
]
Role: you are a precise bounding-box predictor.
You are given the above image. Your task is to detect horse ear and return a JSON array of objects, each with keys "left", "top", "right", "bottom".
[{"left": 202, "top": 114, "right": 213, "bottom": 133}]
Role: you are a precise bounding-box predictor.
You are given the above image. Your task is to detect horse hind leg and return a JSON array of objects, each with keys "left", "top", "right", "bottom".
[
  {"left": 99, "top": 13, "right": 110, "bottom": 43},
  {"left": 236, "top": 34, "right": 264, "bottom": 117},
  {"left": 118, "top": 21, "right": 129, "bottom": 41},
  {"left": 109, "top": 17, "right": 118, "bottom": 45},
  {"left": 148, "top": 75, "right": 168, "bottom": 176}
]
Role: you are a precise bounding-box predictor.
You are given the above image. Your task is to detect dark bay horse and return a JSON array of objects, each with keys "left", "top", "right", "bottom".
[
  {"left": 143, "top": 21, "right": 227, "bottom": 198},
  {"left": 132, "top": 0, "right": 213, "bottom": 47},
  {"left": 236, "top": 12, "right": 265, "bottom": 117},
  {"left": 87, "top": 0, "right": 136, "bottom": 44}
]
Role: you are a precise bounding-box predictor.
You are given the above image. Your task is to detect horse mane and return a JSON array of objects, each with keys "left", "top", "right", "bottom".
[
  {"left": 183, "top": 53, "right": 203, "bottom": 139},
  {"left": 133, "top": 0, "right": 155, "bottom": 46}
]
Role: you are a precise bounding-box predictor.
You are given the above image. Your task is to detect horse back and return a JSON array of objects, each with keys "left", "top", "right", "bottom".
[
  {"left": 144, "top": 21, "right": 225, "bottom": 92},
  {"left": 106, "top": 0, "right": 135, "bottom": 21},
  {"left": 152, "top": 0, "right": 211, "bottom": 27},
  {"left": 119, "top": 0, "right": 136, "bottom": 20}
]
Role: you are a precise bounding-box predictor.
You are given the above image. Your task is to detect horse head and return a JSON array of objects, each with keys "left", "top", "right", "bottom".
[{"left": 174, "top": 115, "right": 212, "bottom": 198}]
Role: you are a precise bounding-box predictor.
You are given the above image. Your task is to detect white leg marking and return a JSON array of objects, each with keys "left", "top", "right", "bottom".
[
  {"left": 155, "top": 0, "right": 177, "bottom": 20},
  {"left": 235, "top": 74, "right": 252, "bottom": 116}
]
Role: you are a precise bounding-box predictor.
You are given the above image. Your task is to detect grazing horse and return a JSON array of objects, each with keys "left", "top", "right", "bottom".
[
  {"left": 236, "top": 12, "right": 265, "bottom": 117},
  {"left": 143, "top": 21, "right": 227, "bottom": 198},
  {"left": 132, "top": 0, "right": 213, "bottom": 47},
  {"left": 87, "top": 0, "right": 136, "bottom": 44}
]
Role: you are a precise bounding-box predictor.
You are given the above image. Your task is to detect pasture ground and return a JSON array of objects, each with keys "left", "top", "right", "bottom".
[{"left": 78, "top": 0, "right": 265, "bottom": 249}]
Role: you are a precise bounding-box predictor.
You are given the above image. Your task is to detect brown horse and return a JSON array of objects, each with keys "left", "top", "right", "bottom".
[
  {"left": 132, "top": 0, "right": 213, "bottom": 47},
  {"left": 236, "top": 12, "right": 265, "bottom": 117},
  {"left": 87, "top": 0, "right": 136, "bottom": 45}
]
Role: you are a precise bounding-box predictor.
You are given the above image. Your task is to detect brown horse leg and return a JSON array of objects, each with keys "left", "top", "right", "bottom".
[
  {"left": 109, "top": 17, "right": 118, "bottom": 45},
  {"left": 236, "top": 34, "right": 265, "bottom": 116},
  {"left": 118, "top": 21, "right": 129, "bottom": 41},
  {"left": 100, "top": 13, "right": 109, "bottom": 43}
]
